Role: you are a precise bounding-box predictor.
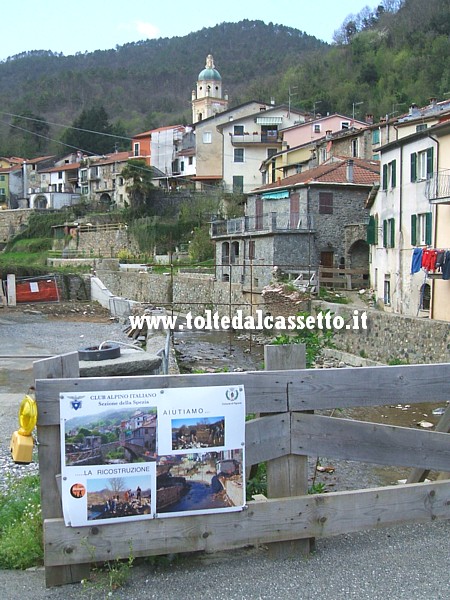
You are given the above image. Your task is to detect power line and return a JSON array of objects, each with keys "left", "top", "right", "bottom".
[
  {"left": 4, "top": 120, "right": 97, "bottom": 156},
  {"left": 0, "top": 110, "right": 132, "bottom": 141}
]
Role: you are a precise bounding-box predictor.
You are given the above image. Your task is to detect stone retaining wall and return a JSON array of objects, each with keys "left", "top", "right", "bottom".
[
  {"left": 0, "top": 209, "right": 35, "bottom": 245},
  {"left": 313, "top": 301, "right": 450, "bottom": 365},
  {"left": 91, "top": 265, "right": 450, "bottom": 363},
  {"left": 56, "top": 274, "right": 91, "bottom": 301}
]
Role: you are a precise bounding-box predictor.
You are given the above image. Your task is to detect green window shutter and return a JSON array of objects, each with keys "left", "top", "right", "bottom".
[
  {"left": 382, "top": 164, "right": 388, "bottom": 190},
  {"left": 367, "top": 215, "right": 375, "bottom": 244},
  {"left": 411, "top": 214, "right": 417, "bottom": 246},
  {"left": 425, "top": 212, "right": 432, "bottom": 245},
  {"left": 374, "top": 215, "right": 378, "bottom": 244},
  {"left": 391, "top": 160, "right": 396, "bottom": 188},
  {"left": 426, "top": 147, "right": 434, "bottom": 179},
  {"left": 410, "top": 153, "right": 417, "bottom": 182},
  {"left": 383, "top": 219, "right": 388, "bottom": 247},
  {"left": 390, "top": 218, "right": 395, "bottom": 248}
]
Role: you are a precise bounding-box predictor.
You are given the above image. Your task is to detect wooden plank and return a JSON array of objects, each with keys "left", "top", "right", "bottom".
[
  {"left": 35, "top": 364, "right": 450, "bottom": 425},
  {"left": 245, "top": 414, "right": 290, "bottom": 465},
  {"left": 43, "top": 479, "right": 450, "bottom": 568},
  {"left": 319, "top": 267, "right": 369, "bottom": 275},
  {"left": 0, "top": 280, "right": 7, "bottom": 306},
  {"left": 264, "top": 344, "right": 311, "bottom": 558},
  {"left": 33, "top": 352, "right": 88, "bottom": 587},
  {"left": 291, "top": 413, "right": 450, "bottom": 471},
  {"left": 35, "top": 371, "right": 289, "bottom": 426},
  {"left": 287, "top": 363, "right": 450, "bottom": 411},
  {"left": 407, "top": 403, "right": 450, "bottom": 483},
  {"left": 34, "top": 352, "right": 80, "bottom": 381},
  {"left": 34, "top": 352, "right": 80, "bottom": 519}
]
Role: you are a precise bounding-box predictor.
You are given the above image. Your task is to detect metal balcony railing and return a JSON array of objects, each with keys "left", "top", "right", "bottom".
[
  {"left": 230, "top": 133, "right": 281, "bottom": 144},
  {"left": 211, "top": 213, "right": 314, "bottom": 237},
  {"left": 427, "top": 172, "right": 450, "bottom": 202}
]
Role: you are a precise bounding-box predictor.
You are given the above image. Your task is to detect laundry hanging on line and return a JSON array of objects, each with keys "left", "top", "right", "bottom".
[{"left": 410, "top": 248, "right": 450, "bottom": 280}]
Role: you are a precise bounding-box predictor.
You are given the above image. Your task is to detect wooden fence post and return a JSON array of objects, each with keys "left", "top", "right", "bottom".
[
  {"left": 264, "top": 344, "right": 312, "bottom": 558},
  {"left": 34, "top": 352, "right": 90, "bottom": 587}
]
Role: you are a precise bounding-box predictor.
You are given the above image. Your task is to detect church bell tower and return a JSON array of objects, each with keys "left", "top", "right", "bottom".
[{"left": 191, "top": 54, "right": 229, "bottom": 124}]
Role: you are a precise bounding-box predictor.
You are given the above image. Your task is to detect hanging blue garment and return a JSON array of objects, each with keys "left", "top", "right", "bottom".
[
  {"left": 442, "top": 251, "right": 450, "bottom": 280},
  {"left": 411, "top": 247, "right": 423, "bottom": 274}
]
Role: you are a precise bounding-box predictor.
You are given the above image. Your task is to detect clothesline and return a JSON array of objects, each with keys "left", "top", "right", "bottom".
[{"left": 411, "top": 247, "right": 450, "bottom": 279}]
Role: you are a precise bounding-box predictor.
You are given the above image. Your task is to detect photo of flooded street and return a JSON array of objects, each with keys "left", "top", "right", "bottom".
[{"left": 157, "top": 449, "right": 244, "bottom": 514}]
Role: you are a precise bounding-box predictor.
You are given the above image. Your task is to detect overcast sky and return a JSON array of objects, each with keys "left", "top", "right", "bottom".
[{"left": 1, "top": 1, "right": 377, "bottom": 61}]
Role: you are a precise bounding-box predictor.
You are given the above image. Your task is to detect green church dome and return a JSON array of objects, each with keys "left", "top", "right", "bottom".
[
  {"left": 198, "top": 67, "right": 221, "bottom": 81},
  {"left": 198, "top": 54, "right": 221, "bottom": 82}
]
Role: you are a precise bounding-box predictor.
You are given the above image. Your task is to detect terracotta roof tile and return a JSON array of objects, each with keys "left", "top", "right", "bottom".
[{"left": 253, "top": 157, "right": 379, "bottom": 193}]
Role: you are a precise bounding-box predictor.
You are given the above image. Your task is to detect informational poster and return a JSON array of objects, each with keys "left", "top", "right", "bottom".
[{"left": 60, "top": 385, "right": 245, "bottom": 527}]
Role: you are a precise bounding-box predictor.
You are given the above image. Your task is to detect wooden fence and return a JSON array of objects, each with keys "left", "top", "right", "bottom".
[
  {"left": 318, "top": 266, "right": 369, "bottom": 289},
  {"left": 34, "top": 352, "right": 450, "bottom": 587}
]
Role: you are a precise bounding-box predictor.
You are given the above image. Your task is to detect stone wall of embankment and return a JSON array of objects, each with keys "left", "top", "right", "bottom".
[{"left": 93, "top": 263, "right": 450, "bottom": 364}]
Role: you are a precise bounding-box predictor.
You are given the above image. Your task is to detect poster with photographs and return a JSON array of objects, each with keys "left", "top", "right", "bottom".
[
  {"left": 60, "top": 388, "right": 159, "bottom": 527},
  {"left": 156, "top": 384, "right": 246, "bottom": 517},
  {"left": 60, "top": 385, "right": 245, "bottom": 526}
]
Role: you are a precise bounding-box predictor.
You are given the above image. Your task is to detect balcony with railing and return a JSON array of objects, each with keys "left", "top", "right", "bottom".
[
  {"left": 229, "top": 132, "right": 282, "bottom": 145},
  {"left": 211, "top": 212, "right": 315, "bottom": 237},
  {"left": 427, "top": 171, "right": 450, "bottom": 203}
]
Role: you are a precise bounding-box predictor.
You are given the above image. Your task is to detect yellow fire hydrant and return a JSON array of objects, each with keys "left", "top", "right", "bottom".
[{"left": 10, "top": 392, "right": 38, "bottom": 464}]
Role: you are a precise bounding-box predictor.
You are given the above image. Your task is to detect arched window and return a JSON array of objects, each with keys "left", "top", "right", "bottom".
[
  {"left": 420, "top": 283, "right": 431, "bottom": 311},
  {"left": 231, "top": 241, "right": 239, "bottom": 264},
  {"left": 222, "top": 242, "right": 230, "bottom": 264}
]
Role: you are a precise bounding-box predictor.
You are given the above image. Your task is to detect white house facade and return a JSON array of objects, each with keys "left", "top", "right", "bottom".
[{"left": 368, "top": 129, "right": 437, "bottom": 316}]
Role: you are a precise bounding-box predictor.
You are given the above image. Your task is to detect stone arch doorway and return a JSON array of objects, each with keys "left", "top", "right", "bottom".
[
  {"left": 348, "top": 239, "right": 369, "bottom": 270},
  {"left": 348, "top": 239, "right": 369, "bottom": 285},
  {"left": 99, "top": 193, "right": 112, "bottom": 209},
  {"left": 34, "top": 195, "right": 48, "bottom": 209}
]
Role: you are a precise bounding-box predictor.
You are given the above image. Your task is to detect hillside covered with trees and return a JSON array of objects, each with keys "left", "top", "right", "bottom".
[{"left": 0, "top": 0, "right": 449, "bottom": 159}]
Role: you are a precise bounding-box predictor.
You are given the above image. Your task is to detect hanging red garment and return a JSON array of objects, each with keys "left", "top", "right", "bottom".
[{"left": 421, "top": 249, "right": 438, "bottom": 272}]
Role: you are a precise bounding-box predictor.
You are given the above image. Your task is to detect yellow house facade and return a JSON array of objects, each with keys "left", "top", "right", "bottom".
[{"left": 430, "top": 120, "right": 450, "bottom": 321}]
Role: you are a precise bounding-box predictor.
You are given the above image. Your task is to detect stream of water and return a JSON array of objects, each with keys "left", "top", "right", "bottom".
[{"left": 173, "top": 328, "right": 447, "bottom": 488}]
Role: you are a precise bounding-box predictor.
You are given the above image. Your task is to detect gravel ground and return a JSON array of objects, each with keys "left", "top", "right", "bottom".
[
  {"left": 0, "top": 521, "right": 448, "bottom": 599},
  {"left": 0, "top": 305, "right": 449, "bottom": 599}
]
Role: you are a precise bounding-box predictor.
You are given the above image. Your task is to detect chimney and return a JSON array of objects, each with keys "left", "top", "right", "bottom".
[
  {"left": 429, "top": 97, "right": 437, "bottom": 107},
  {"left": 326, "top": 130, "right": 333, "bottom": 139},
  {"left": 409, "top": 103, "right": 419, "bottom": 115},
  {"left": 346, "top": 159, "right": 354, "bottom": 183},
  {"left": 365, "top": 114, "right": 374, "bottom": 124},
  {"left": 270, "top": 97, "right": 275, "bottom": 106}
]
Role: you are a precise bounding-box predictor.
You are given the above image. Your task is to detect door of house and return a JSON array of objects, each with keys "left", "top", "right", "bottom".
[{"left": 320, "top": 251, "right": 334, "bottom": 287}]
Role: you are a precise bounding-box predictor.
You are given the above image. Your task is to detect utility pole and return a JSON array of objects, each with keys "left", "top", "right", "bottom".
[
  {"left": 313, "top": 100, "right": 322, "bottom": 119},
  {"left": 288, "top": 86, "right": 298, "bottom": 119},
  {"left": 352, "top": 101, "right": 363, "bottom": 121}
]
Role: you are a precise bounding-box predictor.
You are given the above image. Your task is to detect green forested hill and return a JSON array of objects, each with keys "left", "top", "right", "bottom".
[{"left": 0, "top": 0, "right": 449, "bottom": 159}]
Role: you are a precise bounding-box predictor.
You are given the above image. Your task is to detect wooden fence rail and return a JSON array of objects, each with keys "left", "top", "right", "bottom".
[
  {"left": 34, "top": 353, "right": 450, "bottom": 587},
  {"left": 318, "top": 266, "right": 369, "bottom": 289}
]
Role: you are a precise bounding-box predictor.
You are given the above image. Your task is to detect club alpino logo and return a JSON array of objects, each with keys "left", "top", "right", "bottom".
[
  {"left": 68, "top": 395, "right": 84, "bottom": 411},
  {"left": 226, "top": 387, "right": 240, "bottom": 402}
]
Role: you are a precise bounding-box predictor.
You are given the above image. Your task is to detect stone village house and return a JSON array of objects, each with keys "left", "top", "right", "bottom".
[{"left": 211, "top": 157, "right": 380, "bottom": 289}]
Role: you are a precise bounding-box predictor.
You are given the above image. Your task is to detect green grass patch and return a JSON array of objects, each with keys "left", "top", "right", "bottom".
[
  {"left": 0, "top": 250, "right": 49, "bottom": 278},
  {"left": 319, "top": 288, "right": 350, "bottom": 304},
  {"left": 0, "top": 474, "right": 43, "bottom": 569},
  {"left": 7, "top": 238, "right": 52, "bottom": 253}
]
